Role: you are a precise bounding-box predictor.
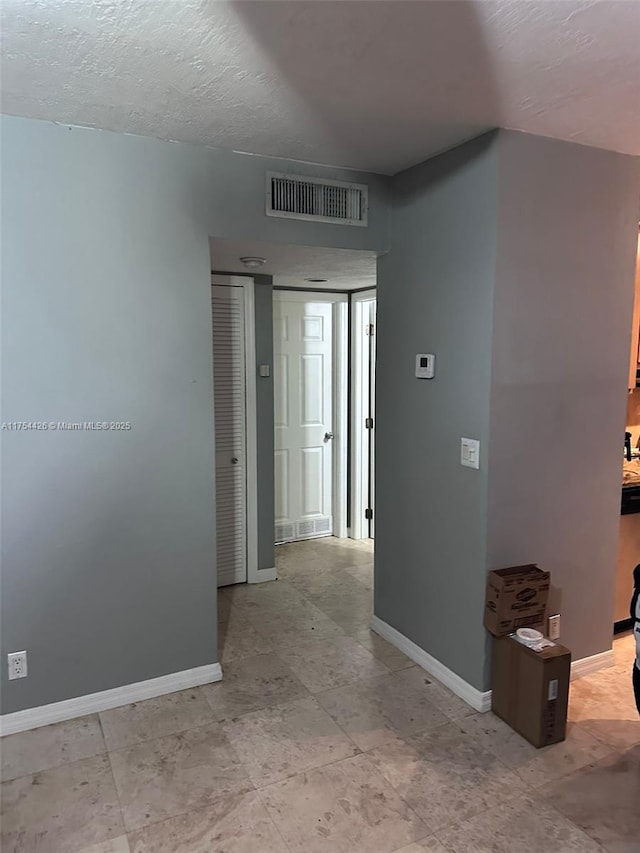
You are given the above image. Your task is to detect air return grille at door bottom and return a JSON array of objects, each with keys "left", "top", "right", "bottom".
[
  {"left": 275, "top": 523, "right": 295, "bottom": 544},
  {"left": 266, "top": 172, "right": 368, "bottom": 226},
  {"left": 275, "top": 517, "right": 332, "bottom": 544}
]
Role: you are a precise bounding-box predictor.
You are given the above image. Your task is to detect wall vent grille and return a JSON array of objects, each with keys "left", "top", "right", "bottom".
[
  {"left": 314, "top": 517, "right": 331, "bottom": 534},
  {"left": 267, "top": 172, "right": 368, "bottom": 226},
  {"left": 275, "top": 518, "right": 332, "bottom": 544},
  {"left": 275, "top": 523, "right": 295, "bottom": 544},
  {"left": 297, "top": 520, "right": 316, "bottom": 537},
  {"left": 296, "top": 517, "right": 332, "bottom": 539}
]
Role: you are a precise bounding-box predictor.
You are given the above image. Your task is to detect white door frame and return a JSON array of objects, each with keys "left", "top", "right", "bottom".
[
  {"left": 351, "top": 289, "right": 376, "bottom": 539},
  {"left": 211, "top": 275, "right": 263, "bottom": 584},
  {"left": 273, "top": 290, "right": 349, "bottom": 539}
]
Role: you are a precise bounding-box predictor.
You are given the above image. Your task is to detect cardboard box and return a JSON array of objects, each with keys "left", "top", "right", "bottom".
[
  {"left": 491, "top": 634, "right": 571, "bottom": 748},
  {"left": 484, "top": 564, "right": 550, "bottom": 637}
]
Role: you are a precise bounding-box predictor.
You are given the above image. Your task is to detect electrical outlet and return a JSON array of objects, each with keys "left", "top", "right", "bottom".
[
  {"left": 548, "top": 615, "right": 561, "bottom": 641},
  {"left": 7, "top": 651, "right": 27, "bottom": 680}
]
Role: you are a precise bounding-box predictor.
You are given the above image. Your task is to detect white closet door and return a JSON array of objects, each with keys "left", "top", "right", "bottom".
[{"left": 212, "top": 285, "right": 247, "bottom": 586}]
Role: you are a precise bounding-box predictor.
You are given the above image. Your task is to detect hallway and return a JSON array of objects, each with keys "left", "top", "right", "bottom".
[{"left": 1, "top": 538, "right": 639, "bottom": 852}]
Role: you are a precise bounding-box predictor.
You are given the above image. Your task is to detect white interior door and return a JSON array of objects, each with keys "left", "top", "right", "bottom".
[
  {"left": 366, "top": 299, "right": 376, "bottom": 538},
  {"left": 212, "top": 284, "right": 248, "bottom": 586},
  {"left": 274, "top": 295, "right": 334, "bottom": 543},
  {"left": 351, "top": 291, "right": 376, "bottom": 540}
]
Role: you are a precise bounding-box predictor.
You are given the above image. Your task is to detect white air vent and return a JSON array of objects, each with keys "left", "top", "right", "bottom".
[
  {"left": 267, "top": 172, "right": 368, "bottom": 226},
  {"left": 297, "top": 518, "right": 332, "bottom": 539},
  {"left": 297, "top": 520, "right": 315, "bottom": 537},
  {"left": 275, "top": 523, "right": 295, "bottom": 544},
  {"left": 276, "top": 518, "right": 333, "bottom": 543},
  {"left": 315, "top": 517, "right": 331, "bottom": 534}
]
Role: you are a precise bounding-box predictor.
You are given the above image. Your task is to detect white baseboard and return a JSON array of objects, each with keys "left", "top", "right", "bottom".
[
  {"left": 570, "top": 649, "right": 615, "bottom": 681},
  {"left": 371, "top": 617, "right": 615, "bottom": 715},
  {"left": 0, "top": 662, "right": 223, "bottom": 737},
  {"left": 370, "top": 616, "right": 492, "bottom": 713},
  {"left": 249, "top": 566, "right": 277, "bottom": 584}
]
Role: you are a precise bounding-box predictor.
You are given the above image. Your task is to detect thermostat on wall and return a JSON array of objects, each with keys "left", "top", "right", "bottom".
[{"left": 415, "top": 353, "right": 436, "bottom": 379}]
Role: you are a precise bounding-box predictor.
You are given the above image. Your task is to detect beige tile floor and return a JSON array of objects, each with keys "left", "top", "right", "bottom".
[{"left": 2, "top": 537, "right": 639, "bottom": 852}]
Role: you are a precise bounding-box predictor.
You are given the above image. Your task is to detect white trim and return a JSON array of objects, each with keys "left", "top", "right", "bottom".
[
  {"left": 368, "top": 298, "right": 376, "bottom": 539},
  {"left": 333, "top": 301, "right": 349, "bottom": 539},
  {"left": 273, "top": 290, "right": 349, "bottom": 540},
  {"left": 350, "top": 292, "right": 376, "bottom": 539},
  {"left": 370, "top": 617, "right": 615, "bottom": 717},
  {"left": 351, "top": 299, "right": 366, "bottom": 540},
  {"left": 370, "top": 616, "right": 492, "bottom": 713},
  {"left": 273, "top": 291, "right": 348, "bottom": 304},
  {"left": 0, "top": 663, "right": 223, "bottom": 737},
  {"left": 242, "top": 278, "right": 259, "bottom": 584},
  {"left": 570, "top": 649, "right": 615, "bottom": 681},
  {"left": 351, "top": 289, "right": 377, "bottom": 303},
  {"left": 250, "top": 566, "right": 277, "bottom": 584},
  {"left": 211, "top": 275, "right": 260, "bottom": 585}
]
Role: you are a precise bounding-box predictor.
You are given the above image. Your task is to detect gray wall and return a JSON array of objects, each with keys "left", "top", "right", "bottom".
[
  {"left": 488, "top": 131, "right": 640, "bottom": 664},
  {"left": 376, "top": 129, "right": 639, "bottom": 693},
  {"left": 5, "top": 112, "right": 636, "bottom": 714},
  {"left": 0, "top": 116, "right": 389, "bottom": 714},
  {"left": 375, "top": 133, "right": 499, "bottom": 691},
  {"left": 253, "top": 276, "right": 276, "bottom": 572}
]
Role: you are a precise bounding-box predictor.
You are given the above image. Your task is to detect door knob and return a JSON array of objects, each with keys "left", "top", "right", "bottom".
[
  {"left": 231, "top": 457, "right": 239, "bottom": 464},
  {"left": 324, "top": 432, "right": 334, "bottom": 442}
]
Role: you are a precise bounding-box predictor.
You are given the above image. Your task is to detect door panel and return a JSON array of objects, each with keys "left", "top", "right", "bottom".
[
  {"left": 212, "top": 284, "right": 247, "bottom": 586},
  {"left": 301, "top": 353, "right": 325, "bottom": 425},
  {"left": 274, "top": 449, "right": 289, "bottom": 520},
  {"left": 274, "top": 354, "right": 289, "bottom": 427},
  {"left": 274, "top": 297, "right": 333, "bottom": 543},
  {"left": 303, "top": 315, "right": 325, "bottom": 341},
  {"left": 301, "top": 446, "right": 324, "bottom": 516}
]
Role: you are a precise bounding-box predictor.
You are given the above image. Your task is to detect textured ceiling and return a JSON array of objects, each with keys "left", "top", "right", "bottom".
[
  {"left": 2, "top": 1, "right": 639, "bottom": 175},
  {"left": 211, "top": 238, "right": 377, "bottom": 290}
]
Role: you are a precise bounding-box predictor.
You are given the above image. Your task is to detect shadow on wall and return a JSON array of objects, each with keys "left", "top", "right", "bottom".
[
  {"left": 392, "top": 128, "right": 498, "bottom": 207},
  {"left": 227, "top": 0, "right": 501, "bottom": 175}
]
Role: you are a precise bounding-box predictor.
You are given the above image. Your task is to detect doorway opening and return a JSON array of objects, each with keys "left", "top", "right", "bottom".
[
  {"left": 616, "top": 229, "right": 640, "bottom": 636},
  {"left": 210, "top": 238, "right": 377, "bottom": 586},
  {"left": 273, "top": 290, "right": 348, "bottom": 545}
]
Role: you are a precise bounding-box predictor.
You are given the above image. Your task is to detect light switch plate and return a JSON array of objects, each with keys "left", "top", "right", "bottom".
[
  {"left": 548, "top": 614, "right": 561, "bottom": 640},
  {"left": 415, "top": 354, "right": 436, "bottom": 379},
  {"left": 461, "top": 437, "right": 480, "bottom": 469},
  {"left": 259, "top": 364, "right": 270, "bottom": 378}
]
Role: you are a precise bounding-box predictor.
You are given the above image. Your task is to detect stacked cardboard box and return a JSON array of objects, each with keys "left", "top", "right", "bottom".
[
  {"left": 484, "top": 564, "right": 550, "bottom": 635},
  {"left": 484, "top": 564, "right": 571, "bottom": 748}
]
